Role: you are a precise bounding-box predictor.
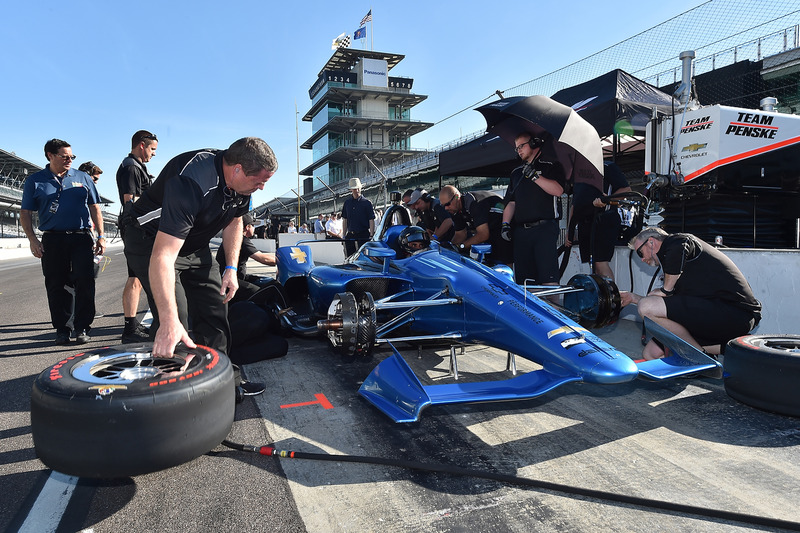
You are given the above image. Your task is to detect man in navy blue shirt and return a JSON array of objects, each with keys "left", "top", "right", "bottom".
[
  {"left": 21, "top": 139, "right": 105, "bottom": 345},
  {"left": 341, "top": 177, "right": 375, "bottom": 256}
]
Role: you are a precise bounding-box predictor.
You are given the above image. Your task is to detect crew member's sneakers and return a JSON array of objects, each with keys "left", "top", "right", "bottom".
[
  {"left": 75, "top": 329, "right": 91, "bottom": 344},
  {"left": 122, "top": 325, "right": 150, "bottom": 344},
  {"left": 55, "top": 329, "right": 71, "bottom": 345},
  {"left": 235, "top": 381, "right": 266, "bottom": 403}
]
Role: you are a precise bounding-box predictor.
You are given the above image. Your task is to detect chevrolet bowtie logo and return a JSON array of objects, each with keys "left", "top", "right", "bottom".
[
  {"left": 682, "top": 143, "right": 708, "bottom": 152},
  {"left": 290, "top": 247, "right": 307, "bottom": 264}
]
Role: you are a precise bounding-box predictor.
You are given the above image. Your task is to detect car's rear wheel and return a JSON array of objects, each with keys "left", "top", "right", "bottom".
[{"left": 31, "top": 344, "right": 235, "bottom": 478}]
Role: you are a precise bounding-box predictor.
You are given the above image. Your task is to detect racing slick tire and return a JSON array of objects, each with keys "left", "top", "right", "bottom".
[
  {"left": 724, "top": 335, "right": 800, "bottom": 417},
  {"left": 31, "top": 343, "right": 235, "bottom": 478}
]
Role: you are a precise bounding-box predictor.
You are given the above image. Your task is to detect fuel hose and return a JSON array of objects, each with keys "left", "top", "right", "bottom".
[{"left": 222, "top": 439, "right": 800, "bottom": 531}]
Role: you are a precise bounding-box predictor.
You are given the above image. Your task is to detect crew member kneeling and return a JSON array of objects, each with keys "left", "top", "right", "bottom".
[{"left": 620, "top": 227, "right": 761, "bottom": 360}]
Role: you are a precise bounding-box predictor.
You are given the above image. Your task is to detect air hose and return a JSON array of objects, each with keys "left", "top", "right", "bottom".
[{"left": 222, "top": 439, "right": 800, "bottom": 531}]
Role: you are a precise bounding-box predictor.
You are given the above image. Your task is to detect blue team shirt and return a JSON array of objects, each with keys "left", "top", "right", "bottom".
[{"left": 21, "top": 166, "right": 99, "bottom": 231}]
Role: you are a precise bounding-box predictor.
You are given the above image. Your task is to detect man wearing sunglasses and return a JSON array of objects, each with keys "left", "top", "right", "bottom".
[
  {"left": 21, "top": 139, "right": 105, "bottom": 345},
  {"left": 439, "top": 184, "right": 512, "bottom": 265},
  {"left": 121, "top": 137, "right": 277, "bottom": 362},
  {"left": 620, "top": 227, "right": 761, "bottom": 360},
  {"left": 116, "top": 130, "right": 158, "bottom": 343}
]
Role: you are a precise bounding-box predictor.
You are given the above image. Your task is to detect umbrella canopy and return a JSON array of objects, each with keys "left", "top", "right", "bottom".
[{"left": 477, "top": 95, "right": 604, "bottom": 190}]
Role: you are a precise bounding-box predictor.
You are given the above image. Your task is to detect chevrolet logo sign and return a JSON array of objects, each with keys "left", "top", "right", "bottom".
[
  {"left": 290, "top": 247, "right": 307, "bottom": 264},
  {"left": 682, "top": 143, "right": 708, "bottom": 152}
]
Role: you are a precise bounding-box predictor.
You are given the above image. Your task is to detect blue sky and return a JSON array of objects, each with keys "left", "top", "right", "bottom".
[{"left": 2, "top": 0, "right": 705, "bottom": 207}]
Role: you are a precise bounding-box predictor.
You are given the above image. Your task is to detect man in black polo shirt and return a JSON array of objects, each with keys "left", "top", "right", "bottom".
[
  {"left": 502, "top": 132, "right": 566, "bottom": 286},
  {"left": 621, "top": 227, "right": 761, "bottom": 359},
  {"left": 439, "top": 184, "right": 512, "bottom": 265},
  {"left": 121, "top": 137, "right": 277, "bottom": 358},
  {"left": 408, "top": 188, "right": 454, "bottom": 242},
  {"left": 116, "top": 129, "right": 158, "bottom": 343},
  {"left": 341, "top": 177, "right": 374, "bottom": 256}
]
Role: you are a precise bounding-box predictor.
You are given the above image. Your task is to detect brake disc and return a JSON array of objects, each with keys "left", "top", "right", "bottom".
[{"left": 321, "top": 292, "right": 376, "bottom": 357}]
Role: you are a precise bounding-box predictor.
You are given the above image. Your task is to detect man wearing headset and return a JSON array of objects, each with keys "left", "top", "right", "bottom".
[{"left": 502, "top": 132, "right": 566, "bottom": 286}]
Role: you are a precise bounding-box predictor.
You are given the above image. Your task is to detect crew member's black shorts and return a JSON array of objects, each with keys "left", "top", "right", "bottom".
[{"left": 664, "top": 295, "right": 759, "bottom": 346}]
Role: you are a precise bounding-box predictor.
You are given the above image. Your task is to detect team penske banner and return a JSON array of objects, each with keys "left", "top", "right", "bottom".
[{"left": 649, "top": 105, "right": 800, "bottom": 183}]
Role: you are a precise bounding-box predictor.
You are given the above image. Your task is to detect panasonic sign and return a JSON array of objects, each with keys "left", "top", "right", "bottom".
[{"left": 362, "top": 58, "right": 388, "bottom": 88}]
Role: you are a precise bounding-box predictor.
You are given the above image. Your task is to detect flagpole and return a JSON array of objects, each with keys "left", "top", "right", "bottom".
[{"left": 370, "top": 7, "right": 373, "bottom": 51}]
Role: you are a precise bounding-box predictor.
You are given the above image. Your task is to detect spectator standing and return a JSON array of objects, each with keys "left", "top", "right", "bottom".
[
  {"left": 326, "top": 212, "right": 343, "bottom": 239},
  {"left": 21, "top": 139, "right": 105, "bottom": 345},
  {"left": 502, "top": 133, "right": 566, "bottom": 286},
  {"left": 120, "top": 137, "right": 277, "bottom": 359},
  {"left": 116, "top": 130, "right": 158, "bottom": 343},
  {"left": 299, "top": 223, "right": 309, "bottom": 234},
  {"left": 341, "top": 178, "right": 375, "bottom": 255},
  {"left": 287, "top": 220, "right": 297, "bottom": 233},
  {"left": 314, "top": 213, "right": 326, "bottom": 237}
]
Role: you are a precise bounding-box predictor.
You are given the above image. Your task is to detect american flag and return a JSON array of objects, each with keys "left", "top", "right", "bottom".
[{"left": 360, "top": 9, "right": 372, "bottom": 26}]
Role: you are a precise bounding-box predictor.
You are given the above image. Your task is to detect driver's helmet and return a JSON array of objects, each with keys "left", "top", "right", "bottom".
[{"left": 398, "top": 226, "right": 430, "bottom": 255}]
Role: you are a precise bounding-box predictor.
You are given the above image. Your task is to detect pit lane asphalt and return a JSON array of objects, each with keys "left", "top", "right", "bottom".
[{"left": 2, "top": 240, "right": 799, "bottom": 532}]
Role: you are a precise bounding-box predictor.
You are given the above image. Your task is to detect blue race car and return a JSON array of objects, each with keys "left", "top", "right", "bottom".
[{"left": 270, "top": 197, "right": 721, "bottom": 422}]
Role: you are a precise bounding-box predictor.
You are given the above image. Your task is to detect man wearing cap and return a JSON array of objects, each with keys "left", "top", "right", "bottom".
[
  {"left": 117, "top": 130, "right": 158, "bottom": 342},
  {"left": 21, "top": 138, "right": 105, "bottom": 345},
  {"left": 408, "top": 188, "right": 454, "bottom": 242},
  {"left": 341, "top": 177, "right": 375, "bottom": 256}
]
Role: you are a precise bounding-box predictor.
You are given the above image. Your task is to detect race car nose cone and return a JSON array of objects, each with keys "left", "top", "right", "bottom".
[{"left": 587, "top": 352, "right": 639, "bottom": 384}]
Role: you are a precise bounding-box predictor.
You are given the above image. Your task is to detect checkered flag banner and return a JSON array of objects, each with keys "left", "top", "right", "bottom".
[{"left": 331, "top": 32, "right": 351, "bottom": 50}]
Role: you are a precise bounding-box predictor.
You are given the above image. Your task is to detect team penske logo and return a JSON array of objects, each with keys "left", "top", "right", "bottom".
[
  {"left": 725, "top": 112, "right": 778, "bottom": 139},
  {"left": 682, "top": 143, "right": 708, "bottom": 152},
  {"left": 681, "top": 116, "right": 713, "bottom": 133},
  {"left": 290, "top": 247, "right": 308, "bottom": 264}
]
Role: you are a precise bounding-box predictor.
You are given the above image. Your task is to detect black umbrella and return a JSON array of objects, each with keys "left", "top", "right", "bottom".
[{"left": 477, "top": 95, "right": 604, "bottom": 190}]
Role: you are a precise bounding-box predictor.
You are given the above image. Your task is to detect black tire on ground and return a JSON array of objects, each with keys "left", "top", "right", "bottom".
[
  {"left": 724, "top": 335, "right": 800, "bottom": 417},
  {"left": 31, "top": 343, "right": 235, "bottom": 478}
]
